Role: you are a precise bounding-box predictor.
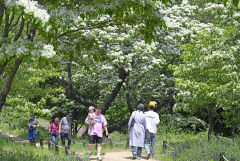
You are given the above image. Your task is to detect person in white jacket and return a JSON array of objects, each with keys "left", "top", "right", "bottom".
[{"left": 144, "top": 101, "right": 160, "bottom": 159}]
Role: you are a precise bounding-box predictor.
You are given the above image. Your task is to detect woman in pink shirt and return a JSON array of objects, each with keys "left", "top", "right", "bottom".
[{"left": 49, "top": 117, "right": 60, "bottom": 143}]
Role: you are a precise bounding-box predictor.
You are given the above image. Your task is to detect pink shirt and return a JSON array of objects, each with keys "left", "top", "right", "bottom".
[
  {"left": 85, "top": 113, "right": 107, "bottom": 137},
  {"left": 49, "top": 122, "right": 60, "bottom": 136}
]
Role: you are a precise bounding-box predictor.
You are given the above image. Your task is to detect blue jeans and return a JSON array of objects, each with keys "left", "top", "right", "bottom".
[
  {"left": 144, "top": 130, "right": 157, "bottom": 157},
  {"left": 52, "top": 135, "right": 59, "bottom": 143},
  {"left": 28, "top": 129, "right": 37, "bottom": 145},
  {"left": 131, "top": 146, "right": 142, "bottom": 157}
]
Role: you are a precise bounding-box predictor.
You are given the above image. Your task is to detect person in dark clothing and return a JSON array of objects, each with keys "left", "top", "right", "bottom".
[
  {"left": 28, "top": 114, "right": 39, "bottom": 146},
  {"left": 59, "top": 113, "right": 72, "bottom": 149}
]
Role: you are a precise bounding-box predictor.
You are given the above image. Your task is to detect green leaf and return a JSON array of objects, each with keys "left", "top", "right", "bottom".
[{"left": 233, "top": 0, "right": 239, "bottom": 7}]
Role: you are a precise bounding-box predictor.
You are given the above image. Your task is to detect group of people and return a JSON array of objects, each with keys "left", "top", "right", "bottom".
[
  {"left": 27, "top": 101, "right": 159, "bottom": 161},
  {"left": 28, "top": 113, "right": 73, "bottom": 149},
  {"left": 27, "top": 105, "right": 108, "bottom": 161},
  {"left": 128, "top": 101, "right": 160, "bottom": 160}
]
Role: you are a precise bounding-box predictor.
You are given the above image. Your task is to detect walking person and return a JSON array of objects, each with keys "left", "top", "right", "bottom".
[
  {"left": 128, "top": 103, "right": 146, "bottom": 160},
  {"left": 85, "top": 105, "right": 109, "bottom": 161},
  {"left": 59, "top": 113, "right": 72, "bottom": 149},
  {"left": 28, "top": 114, "right": 39, "bottom": 146},
  {"left": 144, "top": 101, "right": 160, "bottom": 159},
  {"left": 49, "top": 117, "right": 60, "bottom": 143}
]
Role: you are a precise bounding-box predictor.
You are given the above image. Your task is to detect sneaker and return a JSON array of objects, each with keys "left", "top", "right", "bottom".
[
  {"left": 150, "top": 155, "right": 153, "bottom": 159},
  {"left": 132, "top": 152, "right": 137, "bottom": 159},
  {"left": 137, "top": 157, "right": 141, "bottom": 160},
  {"left": 146, "top": 152, "right": 150, "bottom": 160},
  {"left": 97, "top": 156, "right": 102, "bottom": 161}
]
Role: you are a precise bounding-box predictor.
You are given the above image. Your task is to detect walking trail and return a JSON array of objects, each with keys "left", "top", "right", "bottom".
[{"left": 101, "top": 150, "right": 160, "bottom": 161}]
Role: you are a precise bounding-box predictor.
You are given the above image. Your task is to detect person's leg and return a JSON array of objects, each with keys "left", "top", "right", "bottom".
[
  {"left": 52, "top": 135, "right": 55, "bottom": 142},
  {"left": 131, "top": 146, "right": 137, "bottom": 159},
  {"left": 61, "top": 132, "right": 66, "bottom": 146},
  {"left": 96, "top": 136, "right": 103, "bottom": 159},
  {"left": 144, "top": 130, "right": 150, "bottom": 154},
  {"left": 56, "top": 135, "right": 59, "bottom": 142},
  {"left": 87, "top": 135, "right": 94, "bottom": 157},
  {"left": 137, "top": 147, "right": 142, "bottom": 158},
  {"left": 67, "top": 133, "right": 71, "bottom": 147},
  {"left": 150, "top": 133, "right": 157, "bottom": 157}
]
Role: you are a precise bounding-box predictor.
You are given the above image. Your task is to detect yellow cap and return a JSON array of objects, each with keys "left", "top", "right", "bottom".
[{"left": 149, "top": 101, "right": 156, "bottom": 107}]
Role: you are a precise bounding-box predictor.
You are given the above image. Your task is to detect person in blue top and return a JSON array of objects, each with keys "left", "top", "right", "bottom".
[{"left": 28, "top": 114, "right": 39, "bottom": 146}]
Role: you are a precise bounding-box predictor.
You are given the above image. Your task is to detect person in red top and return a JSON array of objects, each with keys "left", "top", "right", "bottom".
[{"left": 49, "top": 117, "right": 60, "bottom": 143}]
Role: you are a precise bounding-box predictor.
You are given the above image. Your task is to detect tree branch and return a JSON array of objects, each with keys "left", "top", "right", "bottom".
[
  {"left": 0, "top": 2, "right": 4, "bottom": 27},
  {"left": 0, "top": 57, "right": 23, "bottom": 112},
  {"left": 107, "top": 117, "right": 130, "bottom": 134},
  {"left": 67, "top": 59, "right": 73, "bottom": 90},
  {"left": 3, "top": 12, "right": 10, "bottom": 38},
  {"left": 57, "top": 19, "right": 121, "bottom": 39},
  {"left": 13, "top": 16, "right": 25, "bottom": 42},
  {"left": 103, "top": 67, "right": 128, "bottom": 113},
  {"left": 9, "top": 12, "right": 24, "bottom": 31},
  {"left": 56, "top": 77, "right": 96, "bottom": 107},
  {"left": 0, "top": 59, "right": 8, "bottom": 76}
]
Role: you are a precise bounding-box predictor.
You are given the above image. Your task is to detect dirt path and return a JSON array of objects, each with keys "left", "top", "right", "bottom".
[{"left": 99, "top": 150, "right": 160, "bottom": 161}]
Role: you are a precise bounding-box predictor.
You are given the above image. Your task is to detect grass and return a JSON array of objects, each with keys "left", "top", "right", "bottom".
[{"left": 0, "top": 117, "right": 239, "bottom": 161}]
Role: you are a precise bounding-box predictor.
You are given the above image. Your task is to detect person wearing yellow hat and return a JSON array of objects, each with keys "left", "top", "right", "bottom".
[{"left": 144, "top": 101, "right": 160, "bottom": 159}]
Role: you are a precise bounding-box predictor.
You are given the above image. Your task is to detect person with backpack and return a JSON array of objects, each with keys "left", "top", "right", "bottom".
[
  {"left": 128, "top": 103, "right": 146, "bottom": 160},
  {"left": 59, "top": 113, "right": 72, "bottom": 149},
  {"left": 85, "top": 105, "right": 109, "bottom": 161},
  {"left": 49, "top": 117, "right": 60, "bottom": 143},
  {"left": 144, "top": 101, "right": 160, "bottom": 159},
  {"left": 28, "top": 114, "right": 39, "bottom": 146}
]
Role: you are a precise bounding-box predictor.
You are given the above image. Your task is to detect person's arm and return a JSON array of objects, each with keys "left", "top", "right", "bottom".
[
  {"left": 155, "top": 114, "right": 160, "bottom": 125},
  {"left": 49, "top": 123, "right": 52, "bottom": 134},
  {"left": 59, "top": 123, "right": 61, "bottom": 133},
  {"left": 128, "top": 111, "right": 135, "bottom": 133},
  {"left": 85, "top": 116, "right": 95, "bottom": 125},
  {"left": 104, "top": 126, "right": 109, "bottom": 136}
]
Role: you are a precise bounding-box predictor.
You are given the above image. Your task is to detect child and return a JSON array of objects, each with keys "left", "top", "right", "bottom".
[
  {"left": 28, "top": 114, "right": 39, "bottom": 146},
  {"left": 87, "top": 106, "right": 97, "bottom": 135},
  {"left": 49, "top": 117, "right": 60, "bottom": 143}
]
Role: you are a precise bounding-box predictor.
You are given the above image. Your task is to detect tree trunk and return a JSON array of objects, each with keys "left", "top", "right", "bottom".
[
  {"left": 0, "top": 57, "right": 23, "bottom": 112},
  {"left": 231, "top": 108, "right": 239, "bottom": 138},
  {"left": 207, "top": 105, "right": 215, "bottom": 141},
  {"left": 0, "top": 2, "right": 4, "bottom": 27}
]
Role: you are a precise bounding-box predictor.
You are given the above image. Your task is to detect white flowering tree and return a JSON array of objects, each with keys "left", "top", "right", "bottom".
[
  {"left": 168, "top": 0, "right": 240, "bottom": 139},
  {"left": 0, "top": 0, "right": 169, "bottom": 113}
]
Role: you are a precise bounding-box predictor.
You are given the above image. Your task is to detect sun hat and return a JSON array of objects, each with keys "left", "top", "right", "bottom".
[{"left": 89, "top": 106, "right": 95, "bottom": 110}]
